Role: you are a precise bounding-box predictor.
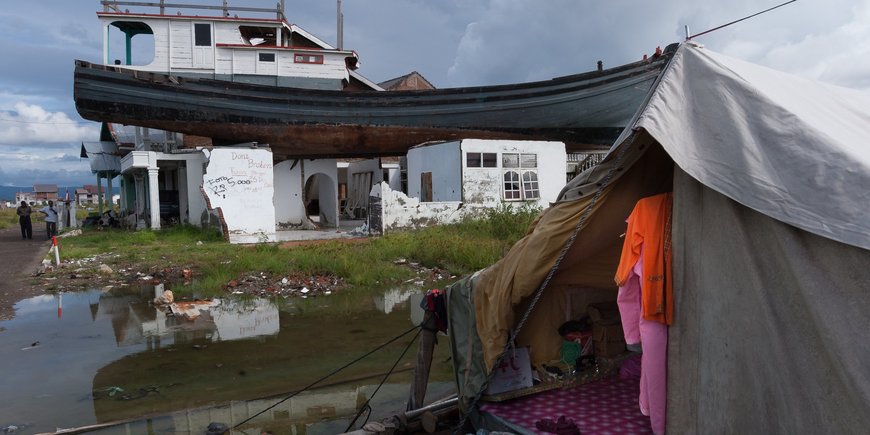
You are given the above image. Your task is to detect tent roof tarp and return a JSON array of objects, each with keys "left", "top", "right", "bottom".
[{"left": 637, "top": 43, "right": 870, "bottom": 250}]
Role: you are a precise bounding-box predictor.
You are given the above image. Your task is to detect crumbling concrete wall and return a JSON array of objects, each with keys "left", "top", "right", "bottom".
[
  {"left": 371, "top": 182, "right": 463, "bottom": 234},
  {"left": 202, "top": 147, "right": 276, "bottom": 243}
]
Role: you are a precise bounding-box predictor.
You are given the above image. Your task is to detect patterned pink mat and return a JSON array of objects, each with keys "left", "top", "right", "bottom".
[{"left": 479, "top": 376, "right": 652, "bottom": 434}]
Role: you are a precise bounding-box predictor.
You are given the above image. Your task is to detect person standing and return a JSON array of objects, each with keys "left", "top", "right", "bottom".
[
  {"left": 16, "top": 201, "right": 33, "bottom": 239},
  {"left": 38, "top": 200, "right": 58, "bottom": 239}
]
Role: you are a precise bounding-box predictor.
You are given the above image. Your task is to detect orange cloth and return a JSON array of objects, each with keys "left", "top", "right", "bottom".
[{"left": 615, "top": 193, "right": 673, "bottom": 325}]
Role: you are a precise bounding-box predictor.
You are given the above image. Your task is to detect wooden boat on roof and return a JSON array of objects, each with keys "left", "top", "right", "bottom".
[{"left": 74, "top": 1, "right": 676, "bottom": 158}]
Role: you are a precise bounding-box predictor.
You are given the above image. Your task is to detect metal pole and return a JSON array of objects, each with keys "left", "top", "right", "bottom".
[{"left": 337, "top": 0, "right": 343, "bottom": 49}]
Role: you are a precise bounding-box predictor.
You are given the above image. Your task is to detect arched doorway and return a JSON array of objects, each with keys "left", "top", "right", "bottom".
[{"left": 303, "top": 173, "right": 338, "bottom": 228}]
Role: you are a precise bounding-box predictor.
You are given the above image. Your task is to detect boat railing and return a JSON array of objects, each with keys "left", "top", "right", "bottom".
[{"left": 101, "top": 0, "right": 286, "bottom": 21}]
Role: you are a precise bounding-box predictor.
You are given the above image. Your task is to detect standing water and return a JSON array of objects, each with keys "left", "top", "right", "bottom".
[{"left": 0, "top": 285, "right": 454, "bottom": 433}]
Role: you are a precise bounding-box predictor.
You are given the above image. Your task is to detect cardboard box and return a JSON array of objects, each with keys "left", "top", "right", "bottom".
[
  {"left": 484, "top": 346, "right": 533, "bottom": 395},
  {"left": 593, "top": 323, "right": 626, "bottom": 357}
]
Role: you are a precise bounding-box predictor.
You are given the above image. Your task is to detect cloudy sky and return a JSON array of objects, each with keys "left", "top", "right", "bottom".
[{"left": 1, "top": 0, "right": 868, "bottom": 187}]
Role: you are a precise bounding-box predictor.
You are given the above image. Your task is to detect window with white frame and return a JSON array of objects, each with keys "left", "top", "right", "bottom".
[{"left": 502, "top": 153, "right": 539, "bottom": 201}]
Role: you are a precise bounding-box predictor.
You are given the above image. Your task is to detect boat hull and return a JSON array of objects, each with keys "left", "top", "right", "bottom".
[{"left": 73, "top": 50, "right": 673, "bottom": 158}]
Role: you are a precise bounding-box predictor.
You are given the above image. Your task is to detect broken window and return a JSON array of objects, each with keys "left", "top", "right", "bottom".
[
  {"left": 502, "top": 153, "right": 538, "bottom": 201},
  {"left": 503, "top": 171, "right": 521, "bottom": 200},
  {"left": 107, "top": 21, "right": 155, "bottom": 66},
  {"left": 239, "top": 26, "right": 278, "bottom": 46},
  {"left": 522, "top": 170, "right": 540, "bottom": 199}
]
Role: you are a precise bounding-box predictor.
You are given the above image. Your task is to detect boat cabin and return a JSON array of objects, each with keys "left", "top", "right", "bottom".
[{"left": 98, "top": 0, "right": 361, "bottom": 90}]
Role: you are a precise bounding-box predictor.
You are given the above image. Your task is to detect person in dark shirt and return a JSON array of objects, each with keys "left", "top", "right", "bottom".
[{"left": 16, "top": 201, "right": 33, "bottom": 239}]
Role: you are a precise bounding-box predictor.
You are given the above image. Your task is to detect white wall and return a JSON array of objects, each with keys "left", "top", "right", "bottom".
[
  {"left": 407, "top": 141, "right": 461, "bottom": 201},
  {"left": 460, "top": 139, "right": 566, "bottom": 209},
  {"left": 273, "top": 159, "right": 305, "bottom": 227},
  {"left": 202, "top": 148, "right": 276, "bottom": 243}
]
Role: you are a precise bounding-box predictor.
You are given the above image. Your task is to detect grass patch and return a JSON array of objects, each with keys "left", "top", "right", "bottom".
[{"left": 55, "top": 205, "right": 542, "bottom": 296}]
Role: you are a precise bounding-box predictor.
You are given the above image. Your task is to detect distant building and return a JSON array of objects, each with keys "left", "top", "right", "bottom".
[
  {"left": 15, "top": 191, "right": 36, "bottom": 205},
  {"left": 378, "top": 71, "right": 435, "bottom": 91},
  {"left": 77, "top": 185, "right": 106, "bottom": 205},
  {"left": 32, "top": 184, "right": 58, "bottom": 202}
]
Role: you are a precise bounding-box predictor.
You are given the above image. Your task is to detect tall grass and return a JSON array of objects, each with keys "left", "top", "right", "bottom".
[{"left": 54, "top": 205, "right": 543, "bottom": 296}]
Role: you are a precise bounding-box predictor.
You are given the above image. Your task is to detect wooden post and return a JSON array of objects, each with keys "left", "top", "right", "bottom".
[{"left": 407, "top": 311, "right": 438, "bottom": 411}]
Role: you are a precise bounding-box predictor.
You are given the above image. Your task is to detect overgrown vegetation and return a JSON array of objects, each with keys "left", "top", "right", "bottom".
[
  {"left": 53, "top": 205, "right": 543, "bottom": 296},
  {"left": 0, "top": 208, "right": 16, "bottom": 230}
]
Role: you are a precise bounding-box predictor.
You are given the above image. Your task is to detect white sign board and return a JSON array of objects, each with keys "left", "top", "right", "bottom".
[
  {"left": 484, "top": 346, "right": 533, "bottom": 395},
  {"left": 202, "top": 147, "right": 276, "bottom": 243}
]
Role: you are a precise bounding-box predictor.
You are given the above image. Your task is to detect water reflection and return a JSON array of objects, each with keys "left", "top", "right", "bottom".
[
  {"left": 372, "top": 285, "right": 419, "bottom": 314},
  {"left": 0, "top": 285, "right": 454, "bottom": 433},
  {"left": 93, "top": 284, "right": 280, "bottom": 347}
]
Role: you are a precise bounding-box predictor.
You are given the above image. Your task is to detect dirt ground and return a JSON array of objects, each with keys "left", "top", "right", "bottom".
[{"left": 0, "top": 226, "right": 53, "bottom": 321}]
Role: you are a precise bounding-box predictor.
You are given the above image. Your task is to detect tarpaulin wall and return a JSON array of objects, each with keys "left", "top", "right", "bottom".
[{"left": 669, "top": 167, "right": 870, "bottom": 434}]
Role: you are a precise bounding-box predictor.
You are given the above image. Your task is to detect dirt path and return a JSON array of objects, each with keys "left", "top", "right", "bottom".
[{"left": 0, "top": 226, "right": 52, "bottom": 320}]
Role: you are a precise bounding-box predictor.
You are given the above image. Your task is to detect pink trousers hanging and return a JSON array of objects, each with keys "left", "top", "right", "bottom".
[{"left": 617, "top": 254, "right": 668, "bottom": 435}]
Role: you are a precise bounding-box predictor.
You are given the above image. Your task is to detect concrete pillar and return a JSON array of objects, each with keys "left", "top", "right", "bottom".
[
  {"left": 119, "top": 177, "right": 127, "bottom": 214},
  {"left": 178, "top": 165, "right": 189, "bottom": 224},
  {"left": 69, "top": 201, "right": 78, "bottom": 228},
  {"left": 134, "top": 173, "right": 146, "bottom": 229},
  {"left": 147, "top": 167, "right": 161, "bottom": 230},
  {"left": 57, "top": 202, "right": 66, "bottom": 232},
  {"left": 97, "top": 174, "right": 104, "bottom": 215},
  {"left": 107, "top": 176, "right": 114, "bottom": 210}
]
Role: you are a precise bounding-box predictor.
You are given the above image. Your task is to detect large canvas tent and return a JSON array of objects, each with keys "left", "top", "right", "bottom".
[{"left": 446, "top": 42, "right": 870, "bottom": 434}]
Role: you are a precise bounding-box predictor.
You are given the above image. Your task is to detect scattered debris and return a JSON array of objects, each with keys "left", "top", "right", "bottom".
[
  {"left": 99, "top": 264, "right": 113, "bottom": 275},
  {"left": 153, "top": 290, "right": 174, "bottom": 305},
  {"left": 58, "top": 229, "right": 82, "bottom": 238},
  {"left": 223, "top": 273, "right": 347, "bottom": 298},
  {"left": 169, "top": 300, "right": 220, "bottom": 320}
]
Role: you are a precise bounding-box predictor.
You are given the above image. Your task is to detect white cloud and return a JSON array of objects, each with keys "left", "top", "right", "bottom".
[
  {"left": 444, "top": 0, "right": 870, "bottom": 90},
  {"left": 0, "top": 102, "right": 98, "bottom": 146}
]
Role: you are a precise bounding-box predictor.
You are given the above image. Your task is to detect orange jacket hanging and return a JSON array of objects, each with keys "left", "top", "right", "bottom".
[{"left": 615, "top": 192, "right": 673, "bottom": 325}]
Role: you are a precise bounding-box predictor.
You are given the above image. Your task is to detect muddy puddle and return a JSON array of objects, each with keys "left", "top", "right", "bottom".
[{"left": 0, "top": 285, "right": 455, "bottom": 434}]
